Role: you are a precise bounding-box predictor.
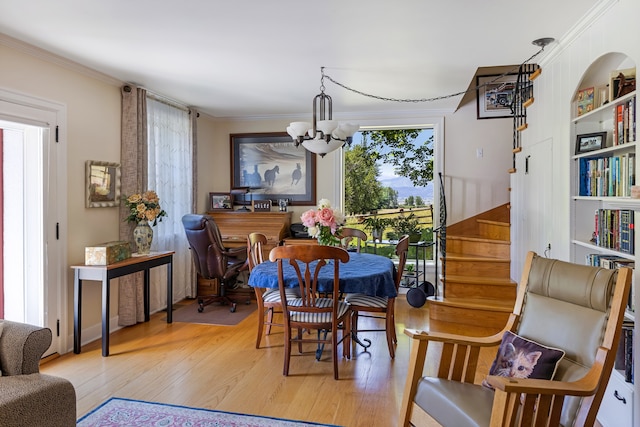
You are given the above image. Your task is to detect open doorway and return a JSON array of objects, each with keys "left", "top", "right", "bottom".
[{"left": 0, "top": 91, "right": 66, "bottom": 356}]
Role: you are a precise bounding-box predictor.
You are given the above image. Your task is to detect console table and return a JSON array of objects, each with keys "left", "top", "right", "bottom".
[{"left": 71, "top": 251, "right": 174, "bottom": 356}]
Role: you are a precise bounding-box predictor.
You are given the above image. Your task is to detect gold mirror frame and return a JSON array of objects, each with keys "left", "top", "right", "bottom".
[{"left": 85, "top": 160, "right": 121, "bottom": 208}]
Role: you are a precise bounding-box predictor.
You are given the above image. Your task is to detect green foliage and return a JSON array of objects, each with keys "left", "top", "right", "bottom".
[
  {"left": 361, "top": 129, "right": 434, "bottom": 187},
  {"left": 393, "top": 212, "right": 422, "bottom": 235},
  {"left": 362, "top": 216, "right": 391, "bottom": 232},
  {"left": 415, "top": 196, "right": 424, "bottom": 207},
  {"left": 344, "top": 144, "right": 384, "bottom": 215},
  {"left": 405, "top": 195, "right": 415, "bottom": 206}
]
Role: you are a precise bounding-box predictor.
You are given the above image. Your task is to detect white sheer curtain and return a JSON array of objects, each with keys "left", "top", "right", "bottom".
[{"left": 146, "top": 95, "right": 195, "bottom": 311}]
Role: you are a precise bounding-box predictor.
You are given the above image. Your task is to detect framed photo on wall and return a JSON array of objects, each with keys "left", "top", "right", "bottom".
[
  {"left": 476, "top": 74, "right": 518, "bottom": 119},
  {"left": 230, "top": 132, "right": 316, "bottom": 205}
]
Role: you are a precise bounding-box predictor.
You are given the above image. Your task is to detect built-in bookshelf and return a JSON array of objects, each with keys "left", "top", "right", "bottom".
[{"left": 570, "top": 54, "right": 636, "bottom": 427}]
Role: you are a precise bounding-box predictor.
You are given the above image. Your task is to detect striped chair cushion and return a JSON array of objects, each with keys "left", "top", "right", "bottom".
[
  {"left": 345, "top": 293, "right": 389, "bottom": 309},
  {"left": 262, "top": 288, "right": 300, "bottom": 303},
  {"left": 287, "top": 298, "right": 350, "bottom": 323}
]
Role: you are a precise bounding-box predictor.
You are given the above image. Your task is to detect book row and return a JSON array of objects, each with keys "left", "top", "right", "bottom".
[
  {"left": 614, "top": 320, "right": 635, "bottom": 383},
  {"left": 591, "top": 209, "right": 635, "bottom": 254},
  {"left": 613, "top": 96, "right": 636, "bottom": 146},
  {"left": 578, "top": 153, "right": 636, "bottom": 197}
]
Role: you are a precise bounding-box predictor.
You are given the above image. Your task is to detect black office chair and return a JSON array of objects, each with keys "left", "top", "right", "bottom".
[{"left": 182, "top": 214, "right": 249, "bottom": 312}]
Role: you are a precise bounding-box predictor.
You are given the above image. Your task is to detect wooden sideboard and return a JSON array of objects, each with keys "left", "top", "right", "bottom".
[
  {"left": 206, "top": 210, "right": 292, "bottom": 254},
  {"left": 198, "top": 211, "right": 293, "bottom": 300}
]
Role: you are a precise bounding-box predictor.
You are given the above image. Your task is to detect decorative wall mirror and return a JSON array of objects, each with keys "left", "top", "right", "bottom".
[{"left": 85, "top": 160, "right": 121, "bottom": 208}]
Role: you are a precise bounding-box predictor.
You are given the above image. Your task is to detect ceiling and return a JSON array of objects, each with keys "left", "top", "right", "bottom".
[{"left": 0, "top": 0, "right": 601, "bottom": 119}]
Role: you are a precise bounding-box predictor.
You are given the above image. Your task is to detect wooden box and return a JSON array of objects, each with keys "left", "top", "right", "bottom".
[{"left": 85, "top": 241, "right": 131, "bottom": 265}]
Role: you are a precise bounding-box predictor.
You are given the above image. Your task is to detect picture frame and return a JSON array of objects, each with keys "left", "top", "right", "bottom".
[
  {"left": 576, "top": 86, "right": 595, "bottom": 116},
  {"left": 230, "top": 132, "right": 316, "bottom": 205},
  {"left": 85, "top": 160, "right": 121, "bottom": 208},
  {"left": 575, "top": 132, "right": 606, "bottom": 155},
  {"left": 209, "top": 192, "right": 233, "bottom": 210},
  {"left": 476, "top": 74, "right": 518, "bottom": 119}
]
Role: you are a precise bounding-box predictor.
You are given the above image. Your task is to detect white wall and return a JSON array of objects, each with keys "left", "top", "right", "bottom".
[{"left": 512, "top": 0, "right": 640, "bottom": 274}]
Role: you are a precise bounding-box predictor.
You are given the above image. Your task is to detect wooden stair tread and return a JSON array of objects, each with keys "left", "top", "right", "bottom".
[
  {"left": 444, "top": 252, "right": 510, "bottom": 262},
  {"left": 446, "top": 234, "right": 510, "bottom": 245},
  {"left": 476, "top": 219, "right": 510, "bottom": 227},
  {"left": 443, "top": 275, "right": 516, "bottom": 286},
  {"left": 429, "top": 296, "right": 514, "bottom": 312}
]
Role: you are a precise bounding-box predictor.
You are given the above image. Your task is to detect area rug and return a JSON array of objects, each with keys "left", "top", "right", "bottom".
[
  {"left": 167, "top": 298, "right": 256, "bottom": 326},
  {"left": 77, "top": 398, "right": 341, "bottom": 427}
]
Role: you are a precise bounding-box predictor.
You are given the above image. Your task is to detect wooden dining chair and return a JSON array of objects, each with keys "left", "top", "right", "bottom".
[
  {"left": 248, "top": 232, "right": 299, "bottom": 349},
  {"left": 269, "top": 244, "right": 351, "bottom": 380},
  {"left": 338, "top": 227, "right": 367, "bottom": 253},
  {"left": 345, "top": 235, "right": 409, "bottom": 358}
]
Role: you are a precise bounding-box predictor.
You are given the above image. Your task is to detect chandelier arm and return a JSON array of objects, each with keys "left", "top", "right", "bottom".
[{"left": 322, "top": 46, "right": 547, "bottom": 103}]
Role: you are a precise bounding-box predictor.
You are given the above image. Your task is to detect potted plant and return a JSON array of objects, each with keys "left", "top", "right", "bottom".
[
  {"left": 362, "top": 216, "right": 391, "bottom": 241},
  {"left": 393, "top": 212, "right": 422, "bottom": 243}
]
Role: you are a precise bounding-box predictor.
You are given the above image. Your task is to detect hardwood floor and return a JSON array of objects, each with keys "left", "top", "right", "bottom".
[{"left": 42, "top": 296, "right": 497, "bottom": 427}]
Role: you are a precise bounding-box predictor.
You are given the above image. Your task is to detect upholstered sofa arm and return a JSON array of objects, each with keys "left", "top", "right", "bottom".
[{"left": 0, "top": 320, "right": 52, "bottom": 376}]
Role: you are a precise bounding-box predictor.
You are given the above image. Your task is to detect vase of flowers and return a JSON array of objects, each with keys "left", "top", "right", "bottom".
[
  {"left": 300, "top": 199, "right": 345, "bottom": 246},
  {"left": 124, "top": 190, "right": 167, "bottom": 254}
]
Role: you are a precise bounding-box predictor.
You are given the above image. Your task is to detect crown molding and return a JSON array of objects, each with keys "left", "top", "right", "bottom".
[{"left": 0, "top": 33, "right": 122, "bottom": 87}]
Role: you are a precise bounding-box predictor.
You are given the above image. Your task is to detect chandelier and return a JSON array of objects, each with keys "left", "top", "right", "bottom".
[{"left": 286, "top": 67, "right": 359, "bottom": 157}]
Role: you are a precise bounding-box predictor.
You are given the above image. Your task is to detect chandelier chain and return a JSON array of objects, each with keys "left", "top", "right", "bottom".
[{"left": 322, "top": 47, "right": 546, "bottom": 103}]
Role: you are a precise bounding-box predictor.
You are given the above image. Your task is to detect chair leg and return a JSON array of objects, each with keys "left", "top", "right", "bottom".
[
  {"left": 265, "top": 308, "right": 275, "bottom": 335},
  {"left": 332, "top": 325, "right": 339, "bottom": 380},
  {"left": 283, "top": 326, "right": 291, "bottom": 376},
  {"left": 255, "top": 302, "right": 265, "bottom": 349},
  {"left": 386, "top": 312, "right": 396, "bottom": 359}
]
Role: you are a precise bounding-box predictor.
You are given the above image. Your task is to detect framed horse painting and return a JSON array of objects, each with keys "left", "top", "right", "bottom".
[{"left": 230, "top": 132, "right": 316, "bottom": 206}]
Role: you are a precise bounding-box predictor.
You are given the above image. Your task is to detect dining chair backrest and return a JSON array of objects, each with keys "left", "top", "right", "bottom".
[
  {"left": 394, "top": 235, "right": 410, "bottom": 289},
  {"left": 269, "top": 245, "right": 350, "bottom": 307},
  {"left": 339, "top": 228, "right": 367, "bottom": 253},
  {"left": 247, "top": 232, "right": 267, "bottom": 272}
]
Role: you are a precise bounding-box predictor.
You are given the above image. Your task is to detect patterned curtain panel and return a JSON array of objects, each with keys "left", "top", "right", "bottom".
[
  {"left": 118, "top": 85, "right": 148, "bottom": 326},
  {"left": 146, "top": 95, "right": 196, "bottom": 305}
]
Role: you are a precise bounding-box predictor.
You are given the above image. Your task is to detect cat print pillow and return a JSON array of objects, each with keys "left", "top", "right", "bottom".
[{"left": 483, "top": 330, "right": 566, "bottom": 389}]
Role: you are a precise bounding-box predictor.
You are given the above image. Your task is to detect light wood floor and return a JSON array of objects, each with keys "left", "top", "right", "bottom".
[{"left": 42, "top": 296, "right": 497, "bottom": 427}]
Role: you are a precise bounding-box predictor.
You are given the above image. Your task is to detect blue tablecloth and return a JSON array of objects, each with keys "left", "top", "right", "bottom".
[{"left": 248, "top": 252, "right": 397, "bottom": 298}]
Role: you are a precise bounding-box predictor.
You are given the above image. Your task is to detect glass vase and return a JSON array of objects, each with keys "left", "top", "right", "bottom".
[{"left": 133, "top": 220, "right": 153, "bottom": 254}]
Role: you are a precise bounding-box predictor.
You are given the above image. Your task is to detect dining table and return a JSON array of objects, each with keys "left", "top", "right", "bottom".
[
  {"left": 248, "top": 251, "right": 397, "bottom": 351},
  {"left": 248, "top": 251, "right": 397, "bottom": 297}
]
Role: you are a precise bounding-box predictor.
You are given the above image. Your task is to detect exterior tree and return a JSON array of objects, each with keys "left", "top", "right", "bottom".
[
  {"left": 405, "top": 195, "right": 415, "bottom": 206},
  {"left": 344, "top": 144, "right": 384, "bottom": 215},
  {"left": 361, "top": 129, "right": 434, "bottom": 187},
  {"left": 415, "top": 196, "right": 424, "bottom": 207}
]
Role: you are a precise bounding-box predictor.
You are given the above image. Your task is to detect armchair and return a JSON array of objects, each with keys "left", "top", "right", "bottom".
[
  {"left": 182, "top": 214, "right": 249, "bottom": 313},
  {"left": 0, "top": 320, "right": 76, "bottom": 427},
  {"left": 399, "top": 251, "right": 631, "bottom": 427}
]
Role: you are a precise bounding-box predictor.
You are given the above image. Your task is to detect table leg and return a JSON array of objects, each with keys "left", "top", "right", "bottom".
[
  {"left": 73, "top": 270, "right": 82, "bottom": 354},
  {"left": 143, "top": 269, "right": 150, "bottom": 322},
  {"left": 102, "top": 274, "right": 110, "bottom": 357},
  {"left": 166, "top": 259, "right": 173, "bottom": 323}
]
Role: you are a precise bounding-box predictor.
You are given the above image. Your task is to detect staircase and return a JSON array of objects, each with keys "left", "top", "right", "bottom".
[{"left": 428, "top": 203, "right": 516, "bottom": 335}]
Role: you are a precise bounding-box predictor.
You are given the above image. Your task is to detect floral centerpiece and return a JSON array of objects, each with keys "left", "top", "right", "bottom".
[
  {"left": 301, "top": 199, "right": 345, "bottom": 246},
  {"left": 124, "top": 190, "right": 168, "bottom": 226}
]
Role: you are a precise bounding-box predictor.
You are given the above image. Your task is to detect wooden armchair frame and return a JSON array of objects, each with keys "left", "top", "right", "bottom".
[{"left": 399, "top": 251, "right": 631, "bottom": 427}]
